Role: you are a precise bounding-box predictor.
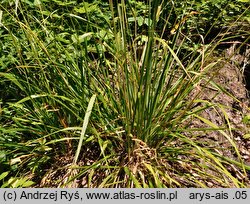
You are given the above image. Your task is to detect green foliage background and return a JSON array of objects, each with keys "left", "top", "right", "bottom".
[{"left": 0, "top": 0, "right": 249, "bottom": 187}]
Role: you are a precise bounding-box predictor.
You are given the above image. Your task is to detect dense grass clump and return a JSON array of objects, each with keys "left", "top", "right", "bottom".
[{"left": 0, "top": 0, "right": 250, "bottom": 187}]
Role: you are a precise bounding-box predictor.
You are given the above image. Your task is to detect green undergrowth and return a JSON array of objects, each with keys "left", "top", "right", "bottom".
[{"left": 0, "top": 0, "right": 250, "bottom": 187}]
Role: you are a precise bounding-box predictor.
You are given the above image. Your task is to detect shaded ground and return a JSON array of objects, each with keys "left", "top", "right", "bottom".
[{"left": 187, "top": 43, "right": 250, "bottom": 186}]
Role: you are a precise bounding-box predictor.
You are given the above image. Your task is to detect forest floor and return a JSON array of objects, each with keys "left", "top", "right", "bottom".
[{"left": 187, "top": 43, "right": 250, "bottom": 186}]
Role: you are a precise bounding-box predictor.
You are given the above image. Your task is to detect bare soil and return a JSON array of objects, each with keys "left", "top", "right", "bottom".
[{"left": 187, "top": 43, "right": 250, "bottom": 186}]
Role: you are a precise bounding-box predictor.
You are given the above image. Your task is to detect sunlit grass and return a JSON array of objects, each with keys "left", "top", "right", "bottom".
[{"left": 0, "top": 0, "right": 249, "bottom": 187}]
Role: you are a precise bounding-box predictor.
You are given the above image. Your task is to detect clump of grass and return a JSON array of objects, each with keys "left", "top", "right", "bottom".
[{"left": 0, "top": 0, "right": 249, "bottom": 187}]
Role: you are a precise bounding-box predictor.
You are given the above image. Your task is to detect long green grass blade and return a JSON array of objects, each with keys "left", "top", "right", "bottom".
[{"left": 73, "top": 94, "right": 96, "bottom": 164}]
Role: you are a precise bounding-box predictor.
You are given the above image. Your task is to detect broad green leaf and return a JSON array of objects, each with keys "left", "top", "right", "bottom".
[
  {"left": 242, "top": 115, "right": 250, "bottom": 124},
  {"left": 74, "top": 3, "right": 98, "bottom": 14},
  {"left": 71, "top": 32, "right": 93, "bottom": 44},
  {"left": 21, "top": 180, "right": 35, "bottom": 187},
  {"left": 243, "top": 134, "right": 250, "bottom": 139},
  {"left": 0, "top": 172, "right": 9, "bottom": 181}
]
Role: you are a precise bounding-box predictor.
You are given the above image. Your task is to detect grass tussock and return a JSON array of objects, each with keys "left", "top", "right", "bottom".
[{"left": 0, "top": 0, "right": 250, "bottom": 187}]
